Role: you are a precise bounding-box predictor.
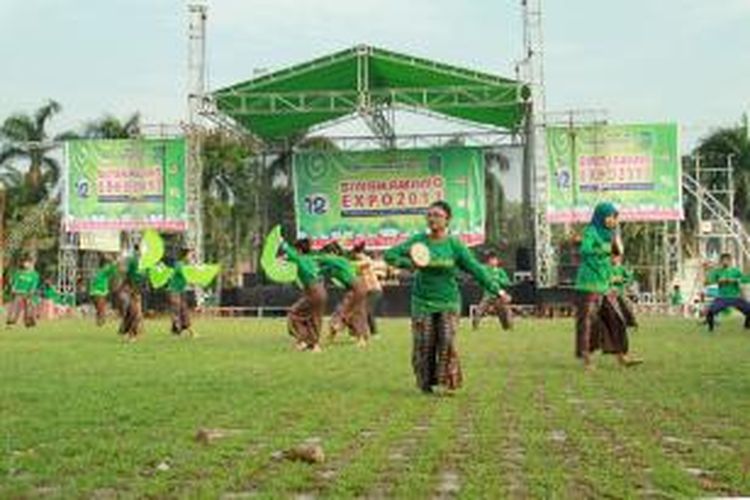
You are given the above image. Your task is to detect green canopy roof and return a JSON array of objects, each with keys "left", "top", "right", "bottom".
[{"left": 213, "top": 45, "right": 528, "bottom": 142}]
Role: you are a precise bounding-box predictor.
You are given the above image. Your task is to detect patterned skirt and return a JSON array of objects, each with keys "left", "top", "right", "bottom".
[
  {"left": 472, "top": 295, "right": 512, "bottom": 330},
  {"left": 116, "top": 283, "right": 143, "bottom": 337},
  {"left": 288, "top": 282, "right": 327, "bottom": 348},
  {"left": 93, "top": 295, "right": 108, "bottom": 326},
  {"left": 575, "top": 292, "right": 629, "bottom": 357},
  {"left": 6, "top": 294, "right": 36, "bottom": 327},
  {"left": 330, "top": 279, "right": 370, "bottom": 340},
  {"left": 169, "top": 292, "right": 191, "bottom": 334},
  {"left": 411, "top": 312, "right": 462, "bottom": 391}
]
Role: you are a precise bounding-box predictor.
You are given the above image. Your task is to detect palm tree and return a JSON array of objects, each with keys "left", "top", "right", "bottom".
[
  {"left": 0, "top": 100, "right": 65, "bottom": 201},
  {"left": 0, "top": 164, "right": 58, "bottom": 278},
  {"left": 81, "top": 113, "right": 141, "bottom": 139}
]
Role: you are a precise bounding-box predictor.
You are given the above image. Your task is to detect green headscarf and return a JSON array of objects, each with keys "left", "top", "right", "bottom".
[{"left": 590, "top": 202, "right": 618, "bottom": 242}]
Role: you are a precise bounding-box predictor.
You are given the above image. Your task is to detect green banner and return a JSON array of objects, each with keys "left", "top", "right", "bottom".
[
  {"left": 546, "top": 123, "right": 682, "bottom": 222},
  {"left": 293, "top": 147, "right": 486, "bottom": 249},
  {"left": 64, "top": 139, "right": 188, "bottom": 232}
]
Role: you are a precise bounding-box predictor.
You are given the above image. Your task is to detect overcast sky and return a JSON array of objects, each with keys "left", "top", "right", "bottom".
[{"left": 0, "top": 0, "right": 747, "bottom": 151}]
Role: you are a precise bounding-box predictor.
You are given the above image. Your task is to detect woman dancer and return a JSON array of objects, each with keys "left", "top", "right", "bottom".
[
  {"left": 574, "top": 202, "right": 642, "bottom": 370},
  {"left": 385, "top": 201, "right": 502, "bottom": 394}
]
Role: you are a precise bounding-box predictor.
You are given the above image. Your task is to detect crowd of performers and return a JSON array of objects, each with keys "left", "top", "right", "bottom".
[
  {"left": 274, "top": 199, "right": 750, "bottom": 391},
  {"left": 5, "top": 200, "right": 750, "bottom": 395},
  {"left": 5, "top": 235, "right": 215, "bottom": 342}
]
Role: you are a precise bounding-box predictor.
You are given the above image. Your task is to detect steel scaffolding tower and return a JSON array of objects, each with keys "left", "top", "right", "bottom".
[
  {"left": 57, "top": 229, "right": 78, "bottom": 305},
  {"left": 186, "top": 2, "right": 207, "bottom": 266},
  {"left": 683, "top": 154, "right": 750, "bottom": 266},
  {"left": 520, "top": 0, "right": 554, "bottom": 286}
]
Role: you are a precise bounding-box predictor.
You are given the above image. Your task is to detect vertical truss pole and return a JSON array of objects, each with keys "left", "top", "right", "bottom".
[
  {"left": 186, "top": 3, "right": 206, "bottom": 267},
  {"left": 695, "top": 155, "right": 704, "bottom": 258},
  {"left": 58, "top": 143, "right": 78, "bottom": 305},
  {"left": 188, "top": 2, "right": 208, "bottom": 125},
  {"left": 57, "top": 228, "right": 78, "bottom": 306},
  {"left": 186, "top": 2, "right": 207, "bottom": 307},
  {"left": 662, "top": 220, "right": 682, "bottom": 299},
  {"left": 727, "top": 154, "right": 740, "bottom": 266},
  {"left": 185, "top": 130, "right": 204, "bottom": 266},
  {"left": 521, "top": 0, "right": 554, "bottom": 286}
]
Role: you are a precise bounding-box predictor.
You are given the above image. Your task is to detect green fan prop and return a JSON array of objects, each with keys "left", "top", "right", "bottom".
[
  {"left": 261, "top": 225, "right": 298, "bottom": 284},
  {"left": 149, "top": 263, "right": 175, "bottom": 289},
  {"left": 183, "top": 264, "right": 221, "bottom": 288},
  {"left": 139, "top": 229, "right": 165, "bottom": 272}
]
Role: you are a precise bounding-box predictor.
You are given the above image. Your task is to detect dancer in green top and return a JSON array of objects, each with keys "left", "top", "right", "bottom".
[
  {"left": 117, "top": 245, "right": 146, "bottom": 341},
  {"left": 385, "top": 200, "right": 502, "bottom": 394},
  {"left": 319, "top": 243, "right": 370, "bottom": 348},
  {"left": 705, "top": 253, "right": 750, "bottom": 331},
  {"left": 281, "top": 238, "right": 327, "bottom": 352},
  {"left": 90, "top": 253, "right": 119, "bottom": 326},
  {"left": 574, "top": 202, "right": 641, "bottom": 370},
  {"left": 168, "top": 247, "right": 195, "bottom": 337},
  {"left": 472, "top": 254, "right": 513, "bottom": 331},
  {"left": 669, "top": 284, "right": 686, "bottom": 316},
  {"left": 6, "top": 256, "right": 40, "bottom": 328}
]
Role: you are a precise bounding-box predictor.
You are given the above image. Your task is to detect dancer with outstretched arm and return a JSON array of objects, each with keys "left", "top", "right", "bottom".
[{"left": 385, "top": 200, "right": 503, "bottom": 395}]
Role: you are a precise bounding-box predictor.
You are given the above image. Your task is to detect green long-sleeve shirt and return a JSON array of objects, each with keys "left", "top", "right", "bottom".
[
  {"left": 483, "top": 265, "right": 511, "bottom": 299},
  {"left": 11, "top": 269, "right": 40, "bottom": 296},
  {"left": 42, "top": 284, "right": 60, "bottom": 302},
  {"left": 167, "top": 261, "right": 188, "bottom": 294},
  {"left": 385, "top": 233, "right": 500, "bottom": 315},
  {"left": 610, "top": 264, "right": 634, "bottom": 296},
  {"left": 125, "top": 255, "right": 146, "bottom": 287},
  {"left": 575, "top": 225, "right": 613, "bottom": 294},
  {"left": 281, "top": 243, "right": 322, "bottom": 287},
  {"left": 314, "top": 254, "right": 358, "bottom": 289},
  {"left": 90, "top": 263, "right": 118, "bottom": 297},
  {"left": 707, "top": 266, "right": 748, "bottom": 298}
]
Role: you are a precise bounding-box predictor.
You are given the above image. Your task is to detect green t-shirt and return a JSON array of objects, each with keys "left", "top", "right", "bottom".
[
  {"left": 167, "top": 261, "right": 189, "bottom": 294},
  {"left": 385, "top": 233, "right": 500, "bottom": 315},
  {"left": 90, "top": 263, "right": 118, "bottom": 297},
  {"left": 610, "top": 264, "right": 634, "bottom": 296},
  {"left": 315, "top": 254, "right": 357, "bottom": 289},
  {"left": 125, "top": 256, "right": 146, "bottom": 287},
  {"left": 11, "top": 269, "right": 40, "bottom": 295},
  {"left": 483, "top": 265, "right": 510, "bottom": 298},
  {"left": 42, "top": 284, "right": 59, "bottom": 301},
  {"left": 670, "top": 290, "right": 685, "bottom": 306},
  {"left": 575, "top": 225, "right": 612, "bottom": 294},
  {"left": 282, "top": 243, "right": 321, "bottom": 287},
  {"left": 708, "top": 266, "right": 748, "bottom": 298}
]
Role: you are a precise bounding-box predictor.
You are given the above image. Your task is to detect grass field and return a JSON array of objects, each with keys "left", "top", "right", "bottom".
[{"left": 1, "top": 314, "right": 749, "bottom": 499}]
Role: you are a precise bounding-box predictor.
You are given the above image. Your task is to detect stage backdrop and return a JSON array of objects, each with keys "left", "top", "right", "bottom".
[
  {"left": 64, "top": 139, "right": 187, "bottom": 232},
  {"left": 546, "top": 123, "right": 682, "bottom": 223},
  {"left": 292, "top": 147, "right": 486, "bottom": 249}
]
